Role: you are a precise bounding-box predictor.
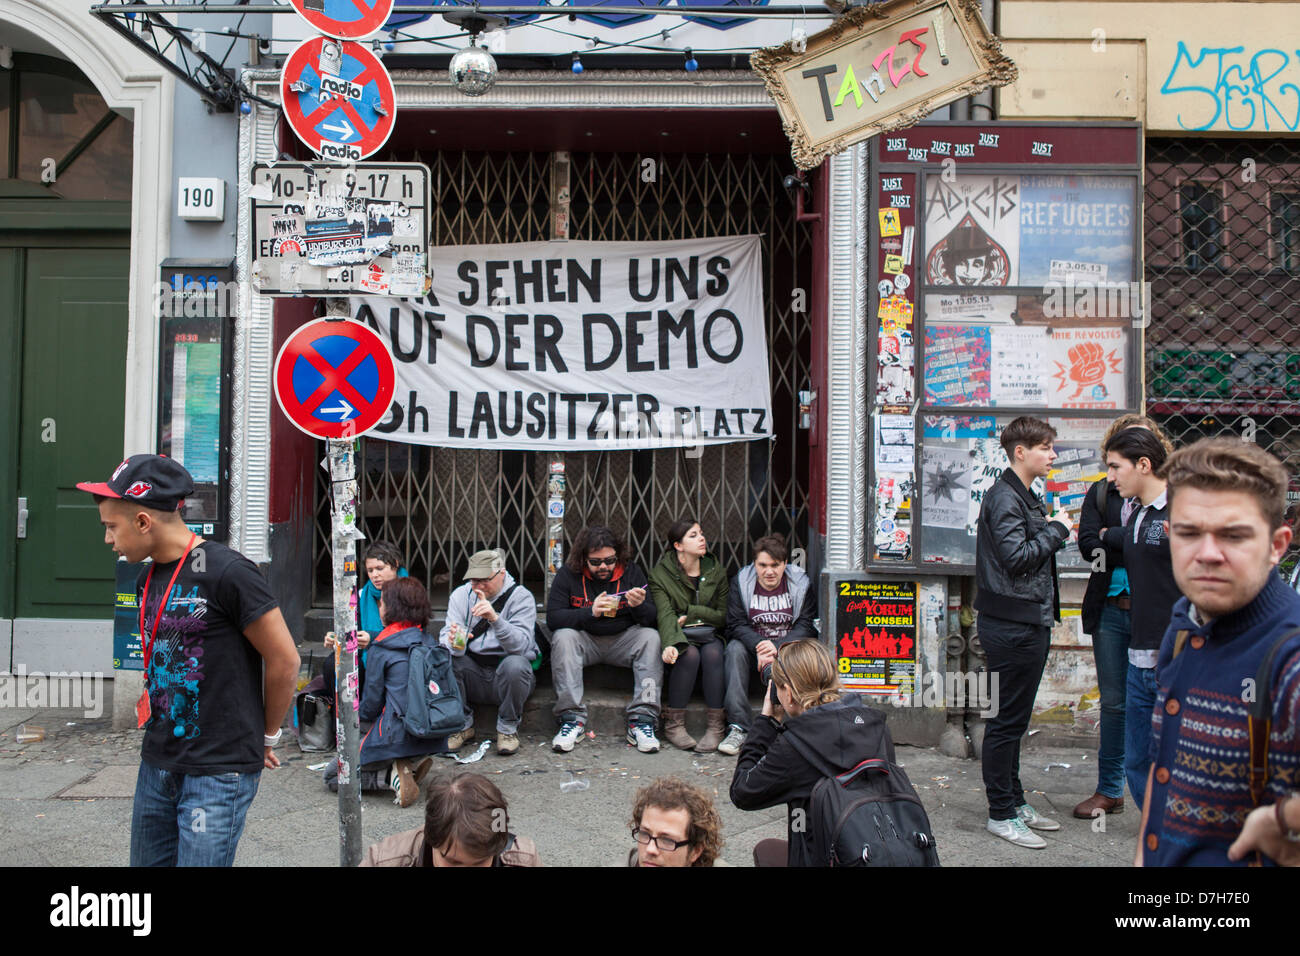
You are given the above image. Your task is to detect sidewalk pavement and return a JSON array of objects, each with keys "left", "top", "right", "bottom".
[{"left": 0, "top": 688, "right": 1138, "bottom": 867}]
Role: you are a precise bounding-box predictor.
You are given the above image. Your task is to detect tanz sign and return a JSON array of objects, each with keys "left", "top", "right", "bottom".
[{"left": 751, "top": 0, "right": 1017, "bottom": 170}]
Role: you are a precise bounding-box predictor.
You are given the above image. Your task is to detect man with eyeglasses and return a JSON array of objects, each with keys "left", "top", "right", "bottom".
[
  {"left": 547, "top": 525, "right": 663, "bottom": 753},
  {"left": 628, "top": 777, "right": 725, "bottom": 867},
  {"left": 438, "top": 549, "right": 539, "bottom": 757}
]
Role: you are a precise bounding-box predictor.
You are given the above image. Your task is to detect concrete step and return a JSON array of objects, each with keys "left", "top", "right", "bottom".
[
  {"left": 293, "top": 639, "right": 1098, "bottom": 749},
  {"left": 300, "top": 639, "right": 685, "bottom": 695},
  {"left": 296, "top": 638, "right": 762, "bottom": 737},
  {"left": 466, "top": 688, "right": 741, "bottom": 738}
]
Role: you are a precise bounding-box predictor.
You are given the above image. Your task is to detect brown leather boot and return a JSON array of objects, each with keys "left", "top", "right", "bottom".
[
  {"left": 661, "top": 707, "right": 696, "bottom": 750},
  {"left": 1073, "top": 792, "right": 1124, "bottom": 818},
  {"left": 696, "top": 708, "right": 727, "bottom": 753}
]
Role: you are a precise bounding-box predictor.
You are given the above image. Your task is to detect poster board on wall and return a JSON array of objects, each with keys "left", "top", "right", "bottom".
[
  {"left": 113, "top": 558, "right": 146, "bottom": 671},
  {"left": 867, "top": 122, "right": 1143, "bottom": 572},
  {"left": 157, "top": 259, "right": 234, "bottom": 542},
  {"left": 918, "top": 415, "right": 1109, "bottom": 568}
]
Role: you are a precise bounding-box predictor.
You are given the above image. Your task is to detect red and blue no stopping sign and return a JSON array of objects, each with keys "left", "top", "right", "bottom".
[
  {"left": 288, "top": 0, "right": 395, "bottom": 40},
  {"left": 274, "top": 319, "right": 396, "bottom": 439},
  {"left": 281, "top": 36, "right": 395, "bottom": 163}
]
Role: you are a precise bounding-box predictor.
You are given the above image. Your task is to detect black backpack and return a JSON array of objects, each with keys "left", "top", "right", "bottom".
[{"left": 785, "top": 735, "right": 941, "bottom": 867}]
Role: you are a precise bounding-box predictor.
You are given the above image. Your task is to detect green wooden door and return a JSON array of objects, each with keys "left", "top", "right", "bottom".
[{"left": 13, "top": 246, "right": 129, "bottom": 618}]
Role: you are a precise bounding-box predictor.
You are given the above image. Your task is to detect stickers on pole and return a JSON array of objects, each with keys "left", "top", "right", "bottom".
[
  {"left": 274, "top": 319, "right": 396, "bottom": 439},
  {"left": 281, "top": 36, "right": 395, "bottom": 163},
  {"left": 288, "top": 0, "right": 395, "bottom": 40}
]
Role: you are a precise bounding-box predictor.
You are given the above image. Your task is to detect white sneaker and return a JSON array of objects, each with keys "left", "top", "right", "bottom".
[
  {"left": 717, "top": 725, "right": 747, "bottom": 756},
  {"left": 987, "top": 816, "right": 1047, "bottom": 849},
  {"left": 1017, "top": 803, "right": 1060, "bottom": 831},
  {"left": 552, "top": 720, "right": 585, "bottom": 753},
  {"left": 627, "top": 721, "right": 661, "bottom": 753}
]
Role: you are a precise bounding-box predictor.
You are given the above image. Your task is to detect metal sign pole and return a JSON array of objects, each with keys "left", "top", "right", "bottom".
[
  {"left": 329, "top": 434, "right": 364, "bottom": 866},
  {"left": 274, "top": 0, "right": 405, "bottom": 856},
  {"left": 320, "top": 292, "right": 366, "bottom": 867}
]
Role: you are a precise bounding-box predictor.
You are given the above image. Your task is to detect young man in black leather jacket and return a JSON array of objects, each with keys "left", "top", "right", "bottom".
[{"left": 974, "top": 416, "right": 1074, "bottom": 849}]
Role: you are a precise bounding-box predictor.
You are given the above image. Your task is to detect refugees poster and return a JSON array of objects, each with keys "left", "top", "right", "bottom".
[{"left": 1018, "top": 174, "right": 1136, "bottom": 286}]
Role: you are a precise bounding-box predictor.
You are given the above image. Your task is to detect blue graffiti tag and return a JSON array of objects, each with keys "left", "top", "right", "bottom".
[{"left": 1159, "top": 41, "right": 1300, "bottom": 131}]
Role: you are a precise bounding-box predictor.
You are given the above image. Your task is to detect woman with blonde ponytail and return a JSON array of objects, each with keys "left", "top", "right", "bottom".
[{"left": 729, "top": 639, "right": 900, "bottom": 866}]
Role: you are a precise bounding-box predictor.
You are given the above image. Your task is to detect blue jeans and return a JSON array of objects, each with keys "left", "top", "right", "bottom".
[
  {"left": 1093, "top": 605, "right": 1131, "bottom": 799},
  {"left": 1124, "top": 664, "right": 1159, "bottom": 808},
  {"left": 130, "top": 760, "right": 261, "bottom": 867},
  {"left": 723, "top": 640, "right": 773, "bottom": 732}
]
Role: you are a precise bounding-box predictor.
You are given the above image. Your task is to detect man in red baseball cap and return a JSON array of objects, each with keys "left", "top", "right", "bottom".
[{"left": 79, "top": 454, "right": 300, "bottom": 867}]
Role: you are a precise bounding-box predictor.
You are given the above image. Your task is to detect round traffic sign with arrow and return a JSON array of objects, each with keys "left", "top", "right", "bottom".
[
  {"left": 288, "top": 0, "right": 396, "bottom": 40},
  {"left": 281, "top": 36, "right": 396, "bottom": 163},
  {"left": 274, "top": 319, "right": 396, "bottom": 439}
]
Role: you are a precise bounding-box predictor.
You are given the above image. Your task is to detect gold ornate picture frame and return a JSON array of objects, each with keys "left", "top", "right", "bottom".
[{"left": 751, "top": 0, "right": 1018, "bottom": 170}]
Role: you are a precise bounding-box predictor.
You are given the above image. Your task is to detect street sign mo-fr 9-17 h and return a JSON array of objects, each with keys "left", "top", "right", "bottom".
[
  {"left": 281, "top": 35, "right": 395, "bottom": 163},
  {"left": 274, "top": 318, "right": 396, "bottom": 439},
  {"left": 250, "top": 162, "right": 430, "bottom": 296}
]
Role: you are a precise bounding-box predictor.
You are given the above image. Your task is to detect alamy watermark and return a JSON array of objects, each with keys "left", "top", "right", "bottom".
[
  {"left": 152, "top": 279, "right": 240, "bottom": 319},
  {"left": 50, "top": 886, "right": 151, "bottom": 936},
  {"left": 890, "top": 669, "right": 1000, "bottom": 718},
  {"left": 0, "top": 666, "right": 104, "bottom": 719},
  {"left": 1041, "top": 277, "right": 1152, "bottom": 328}
]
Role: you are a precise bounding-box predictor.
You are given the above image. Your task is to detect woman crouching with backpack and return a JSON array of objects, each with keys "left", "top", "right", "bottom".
[
  {"left": 357, "top": 577, "right": 446, "bottom": 807},
  {"left": 730, "top": 639, "right": 904, "bottom": 867}
]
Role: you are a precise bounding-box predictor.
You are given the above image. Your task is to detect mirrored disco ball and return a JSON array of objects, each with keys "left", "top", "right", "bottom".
[{"left": 449, "top": 45, "right": 497, "bottom": 96}]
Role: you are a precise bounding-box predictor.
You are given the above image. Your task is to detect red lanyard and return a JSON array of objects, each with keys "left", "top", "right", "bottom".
[{"left": 139, "top": 533, "right": 197, "bottom": 687}]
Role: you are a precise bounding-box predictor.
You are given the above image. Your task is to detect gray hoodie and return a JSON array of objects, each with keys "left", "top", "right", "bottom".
[
  {"left": 726, "top": 563, "right": 818, "bottom": 653},
  {"left": 438, "top": 571, "right": 539, "bottom": 659}
]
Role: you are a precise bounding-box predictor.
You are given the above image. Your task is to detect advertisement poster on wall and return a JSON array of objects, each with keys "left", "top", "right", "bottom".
[
  {"left": 835, "top": 579, "right": 918, "bottom": 696},
  {"left": 1018, "top": 174, "right": 1136, "bottom": 286},
  {"left": 924, "top": 174, "right": 1021, "bottom": 287}
]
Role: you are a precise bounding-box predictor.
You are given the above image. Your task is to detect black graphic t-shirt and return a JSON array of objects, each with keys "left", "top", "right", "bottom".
[
  {"left": 138, "top": 541, "right": 278, "bottom": 774},
  {"left": 748, "top": 577, "right": 794, "bottom": 643}
]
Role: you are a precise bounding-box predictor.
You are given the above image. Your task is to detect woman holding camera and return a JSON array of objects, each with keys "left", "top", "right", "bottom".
[
  {"left": 648, "top": 519, "right": 730, "bottom": 752},
  {"left": 729, "top": 639, "right": 896, "bottom": 866}
]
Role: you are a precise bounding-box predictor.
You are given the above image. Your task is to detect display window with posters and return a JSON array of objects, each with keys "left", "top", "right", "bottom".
[{"left": 868, "top": 123, "right": 1144, "bottom": 570}]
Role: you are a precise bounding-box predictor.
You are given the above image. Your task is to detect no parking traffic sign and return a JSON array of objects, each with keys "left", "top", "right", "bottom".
[
  {"left": 281, "top": 36, "right": 395, "bottom": 163},
  {"left": 288, "top": 0, "right": 395, "bottom": 40},
  {"left": 274, "top": 319, "right": 396, "bottom": 439}
]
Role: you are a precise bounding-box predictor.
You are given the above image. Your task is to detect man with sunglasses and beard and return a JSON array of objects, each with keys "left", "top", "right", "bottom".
[{"left": 547, "top": 525, "right": 662, "bottom": 753}]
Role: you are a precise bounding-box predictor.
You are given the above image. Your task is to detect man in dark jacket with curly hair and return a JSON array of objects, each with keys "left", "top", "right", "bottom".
[
  {"left": 546, "top": 525, "right": 661, "bottom": 754},
  {"left": 974, "top": 416, "right": 1073, "bottom": 849}
]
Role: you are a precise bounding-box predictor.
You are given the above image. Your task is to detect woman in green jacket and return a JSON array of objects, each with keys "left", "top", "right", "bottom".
[{"left": 648, "top": 518, "right": 730, "bottom": 752}]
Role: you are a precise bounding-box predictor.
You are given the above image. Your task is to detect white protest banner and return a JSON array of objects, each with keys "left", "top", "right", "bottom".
[{"left": 349, "top": 235, "right": 771, "bottom": 449}]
